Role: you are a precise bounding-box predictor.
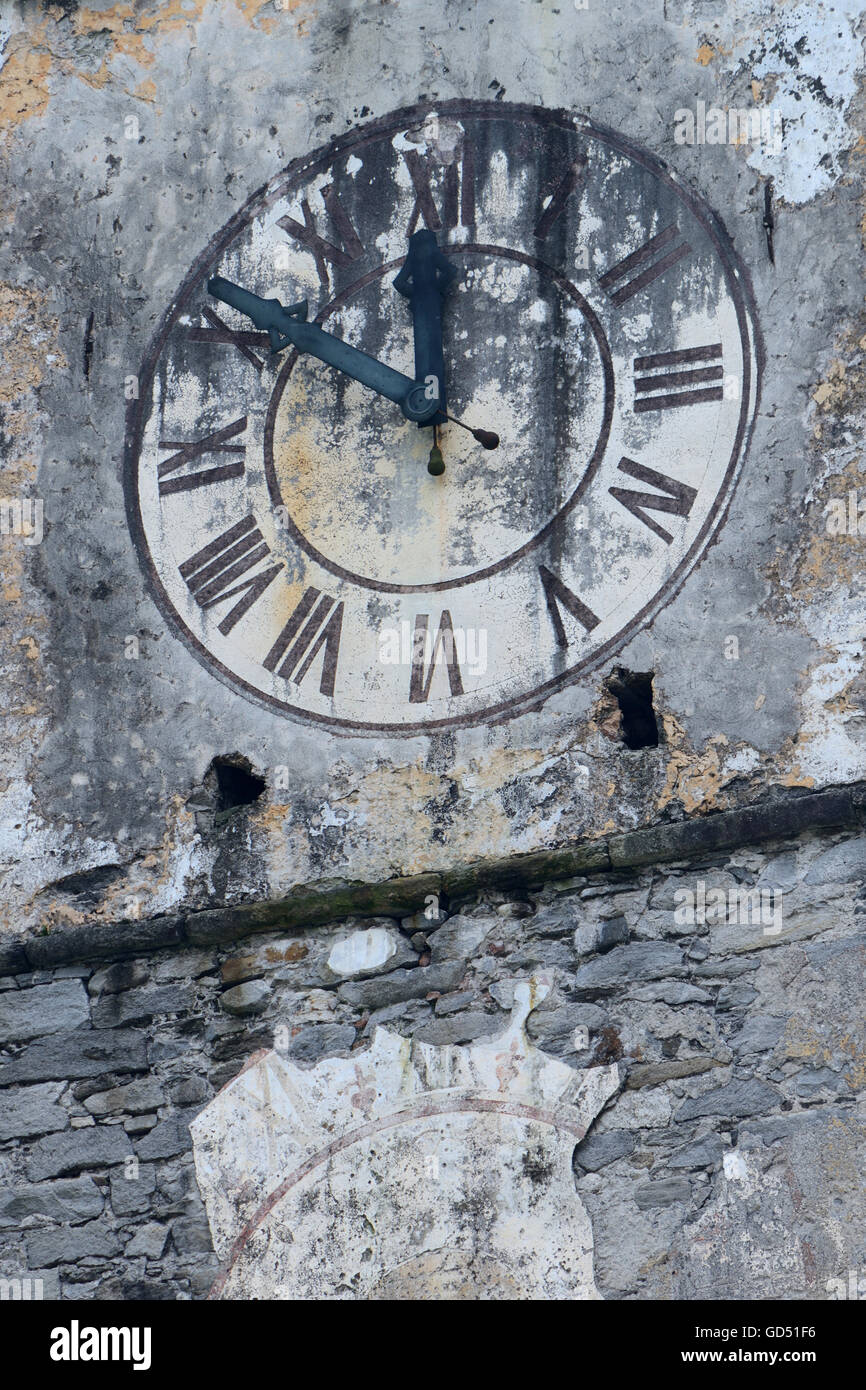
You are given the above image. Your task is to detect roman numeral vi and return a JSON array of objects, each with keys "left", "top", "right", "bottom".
[{"left": 408, "top": 612, "right": 465, "bottom": 702}]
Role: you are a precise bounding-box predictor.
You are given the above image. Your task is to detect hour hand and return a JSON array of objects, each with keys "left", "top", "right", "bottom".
[
  {"left": 393, "top": 230, "right": 457, "bottom": 428},
  {"left": 207, "top": 276, "right": 438, "bottom": 424}
]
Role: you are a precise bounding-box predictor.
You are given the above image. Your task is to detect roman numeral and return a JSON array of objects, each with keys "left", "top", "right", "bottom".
[
  {"left": 539, "top": 566, "right": 600, "bottom": 648},
  {"left": 185, "top": 307, "right": 269, "bottom": 373},
  {"left": 534, "top": 156, "right": 586, "bottom": 240},
  {"left": 598, "top": 225, "right": 691, "bottom": 305},
  {"left": 609, "top": 456, "right": 698, "bottom": 544},
  {"left": 158, "top": 417, "right": 247, "bottom": 497},
  {"left": 263, "top": 588, "right": 343, "bottom": 697},
  {"left": 277, "top": 184, "right": 364, "bottom": 291},
  {"left": 401, "top": 141, "right": 476, "bottom": 234},
  {"left": 633, "top": 344, "right": 724, "bottom": 411},
  {"left": 179, "top": 516, "right": 282, "bottom": 635},
  {"left": 408, "top": 612, "right": 464, "bottom": 702}
]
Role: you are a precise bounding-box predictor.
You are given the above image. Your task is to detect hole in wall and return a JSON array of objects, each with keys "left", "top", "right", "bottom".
[
  {"left": 210, "top": 756, "right": 266, "bottom": 811},
  {"left": 605, "top": 668, "right": 659, "bottom": 750},
  {"left": 187, "top": 755, "right": 267, "bottom": 834}
]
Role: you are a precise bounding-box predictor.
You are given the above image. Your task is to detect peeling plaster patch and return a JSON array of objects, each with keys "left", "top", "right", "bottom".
[
  {"left": 509, "top": 810, "right": 565, "bottom": 852},
  {"left": 722, "top": 746, "right": 762, "bottom": 776},
  {"left": 759, "top": 323, "right": 866, "bottom": 791},
  {"left": 718, "top": 1, "right": 864, "bottom": 202},
  {"left": 791, "top": 643, "right": 865, "bottom": 784},
  {"left": 0, "top": 780, "right": 121, "bottom": 934},
  {"left": 309, "top": 801, "right": 357, "bottom": 837},
  {"left": 14, "top": 797, "right": 217, "bottom": 935},
  {"left": 130, "top": 804, "right": 218, "bottom": 918},
  {"left": 808, "top": 331, "right": 866, "bottom": 445}
]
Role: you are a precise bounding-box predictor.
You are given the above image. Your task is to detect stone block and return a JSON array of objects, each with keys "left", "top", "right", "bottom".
[
  {"left": 26, "top": 1219, "right": 122, "bottom": 1268},
  {"left": 803, "top": 836, "right": 866, "bottom": 886},
  {"left": 87, "top": 960, "right": 150, "bottom": 996},
  {"left": 171, "top": 1215, "right": 214, "bottom": 1255},
  {"left": 675, "top": 1078, "right": 781, "bottom": 1122},
  {"left": 667, "top": 1135, "right": 725, "bottom": 1170},
  {"left": 83, "top": 1078, "right": 165, "bottom": 1116},
  {"left": 133, "top": 1114, "right": 194, "bottom": 1162},
  {"left": 219, "top": 981, "right": 271, "bottom": 1016},
  {"left": 0, "top": 980, "right": 89, "bottom": 1044},
  {"left": 337, "top": 961, "right": 465, "bottom": 1010},
  {"left": 414, "top": 1011, "right": 501, "bottom": 1045},
  {"left": 634, "top": 1178, "right": 692, "bottom": 1209},
  {"left": 429, "top": 915, "right": 496, "bottom": 964},
  {"left": 91, "top": 984, "right": 194, "bottom": 1029},
  {"left": 110, "top": 1164, "right": 156, "bottom": 1217},
  {"left": 27, "top": 1125, "right": 132, "bottom": 1181},
  {"left": 0, "top": 1177, "right": 103, "bottom": 1227},
  {"left": 573, "top": 942, "right": 685, "bottom": 996},
  {"left": 0, "top": 1029, "right": 148, "bottom": 1086},
  {"left": 124, "top": 1222, "right": 168, "bottom": 1259},
  {"left": 0, "top": 1083, "right": 68, "bottom": 1141},
  {"left": 325, "top": 925, "right": 415, "bottom": 979},
  {"left": 573, "top": 1131, "right": 635, "bottom": 1172},
  {"left": 287, "top": 1023, "right": 357, "bottom": 1063}
]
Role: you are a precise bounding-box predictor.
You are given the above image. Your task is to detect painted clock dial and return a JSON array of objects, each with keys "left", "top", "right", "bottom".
[{"left": 125, "top": 100, "right": 760, "bottom": 733}]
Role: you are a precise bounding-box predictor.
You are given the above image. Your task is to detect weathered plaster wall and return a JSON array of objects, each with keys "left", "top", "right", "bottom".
[
  {"left": 0, "top": 816, "right": 863, "bottom": 1300},
  {"left": 0, "top": 0, "right": 863, "bottom": 937}
]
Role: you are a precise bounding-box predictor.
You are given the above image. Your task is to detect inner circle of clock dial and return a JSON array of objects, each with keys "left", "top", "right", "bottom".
[{"left": 266, "top": 251, "right": 609, "bottom": 590}]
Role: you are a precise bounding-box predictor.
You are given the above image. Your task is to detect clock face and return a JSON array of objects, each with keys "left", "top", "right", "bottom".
[{"left": 125, "top": 100, "right": 760, "bottom": 733}]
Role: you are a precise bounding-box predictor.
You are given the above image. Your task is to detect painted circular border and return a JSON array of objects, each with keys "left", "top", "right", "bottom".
[{"left": 124, "top": 99, "right": 762, "bottom": 736}]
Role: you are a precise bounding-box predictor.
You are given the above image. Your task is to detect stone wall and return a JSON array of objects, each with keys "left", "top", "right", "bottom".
[{"left": 1, "top": 791, "right": 863, "bottom": 1300}]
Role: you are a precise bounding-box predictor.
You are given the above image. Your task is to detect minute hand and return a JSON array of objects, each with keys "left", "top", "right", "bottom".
[{"left": 207, "top": 277, "right": 437, "bottom": 424}]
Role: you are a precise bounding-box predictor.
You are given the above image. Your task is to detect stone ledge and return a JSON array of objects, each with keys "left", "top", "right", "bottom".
[
  {"left": 1, "top": 782, "right": 862, "bottom": 976},
  {"left": 24, "top": 917, "right": 186, "bottom": 972},
  {"left": 185, "top": 873, "right": 442, "bottom": 947},
  {"left": 608, "top": 786, "right": 861, "bottom": 869}
]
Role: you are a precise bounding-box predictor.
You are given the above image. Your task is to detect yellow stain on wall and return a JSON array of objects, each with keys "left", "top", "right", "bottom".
[
  {"left": 1, "top": 1, "right": 296, "bottom": 119},
  {"left": 0, "top": 283, "right": 67, "bottom": 411},
  {"left": 0, "top": 31, "right": 55, "bottom": 131},
  {"left": 656, "top": 714, "right": 734, "bottom": 814}
]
